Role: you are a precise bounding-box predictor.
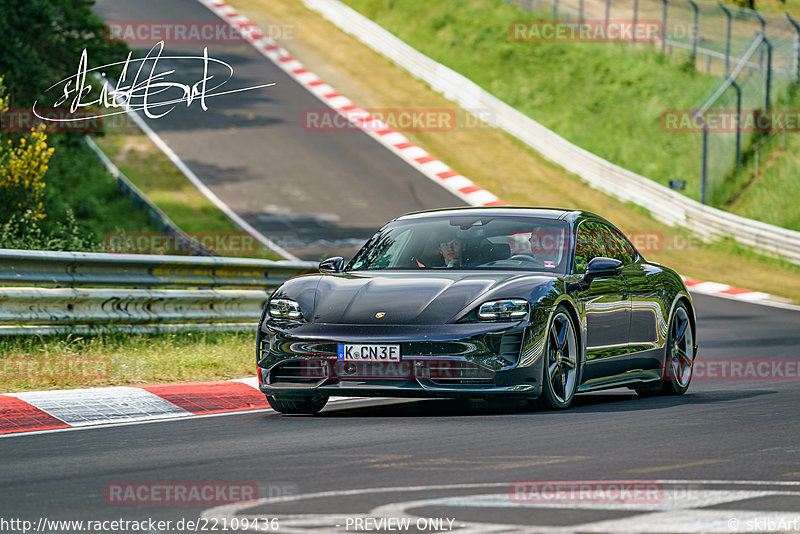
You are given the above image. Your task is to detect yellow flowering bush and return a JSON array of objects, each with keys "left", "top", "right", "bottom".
[{"left": 0, "top": 81, "right": 54, "bottom": 223}]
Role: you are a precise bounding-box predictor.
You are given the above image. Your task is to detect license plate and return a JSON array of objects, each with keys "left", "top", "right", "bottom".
[{"left": 338, "top": 344, "right": 401, "bottom": 362}]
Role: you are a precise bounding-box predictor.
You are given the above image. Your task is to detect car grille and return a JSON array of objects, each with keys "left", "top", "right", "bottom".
[
  {"left": 269, "top": 360, "right": 325, "bottom": 384},
  {"left": 427, "top": 361, "right": 495, "bottom": 386}
]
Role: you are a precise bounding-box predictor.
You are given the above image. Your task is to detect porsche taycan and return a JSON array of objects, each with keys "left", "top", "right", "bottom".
[{"left": 257, "top": 207, "right": 697, "bottom": 414}]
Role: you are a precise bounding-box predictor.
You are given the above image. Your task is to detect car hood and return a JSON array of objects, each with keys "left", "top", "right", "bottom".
[{"left": 293, "top": 271, "right": 559, "bottom": 324}]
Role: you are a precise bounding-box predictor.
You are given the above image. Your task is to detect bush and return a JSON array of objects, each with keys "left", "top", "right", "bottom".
[{"left": 0, "top": 82, "right": 54, "bottom": 224}]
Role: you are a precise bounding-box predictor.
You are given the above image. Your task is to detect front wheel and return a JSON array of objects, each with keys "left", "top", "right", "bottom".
[
  {"left": 536, "top": 307, "right": 579, "bottom": 410},
  {"left": 266, "top": 395, "right": 328, "bottom": 415}
]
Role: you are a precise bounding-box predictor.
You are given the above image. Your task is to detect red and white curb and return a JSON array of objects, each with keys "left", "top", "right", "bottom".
[
  {"left": 682, "top": 276, "right": 799, "bottom": 310},
  {"left": 197, "top": 0, "right": 505, "bottom": 208},
  {"left": 0, "top": 378, "right": 347, "bottom": 437}
]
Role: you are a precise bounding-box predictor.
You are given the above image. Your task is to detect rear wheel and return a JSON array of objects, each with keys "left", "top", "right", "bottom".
[
  {"left": 636, "top": 301, "right": 694, "bottom": 397},
  {"left": 266, "top": 395, "right": 328, "bottom": 415},
  {"left": 536, "top": 307, "right": 579, "bottom": 410}
]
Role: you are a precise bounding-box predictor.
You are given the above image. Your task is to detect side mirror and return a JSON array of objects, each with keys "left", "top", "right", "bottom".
[
  {"left": 319, "top": 256, "right": 344, "bottom": 274},
  {"left": 584, "top": 257, "right": 623, "bottom": 279}
]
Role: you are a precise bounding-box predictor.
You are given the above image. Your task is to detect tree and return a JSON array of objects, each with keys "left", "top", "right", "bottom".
[{"left": 0, "top": 0, "right": 127, "bottom": 108}]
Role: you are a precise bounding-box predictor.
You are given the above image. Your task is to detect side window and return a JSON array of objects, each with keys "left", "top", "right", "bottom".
[
  {"left": 573, "top": 221, "right": 607, "bottom": 274},
  {"left": 598, "top": 223, "right": 637, "bottom": 265}
]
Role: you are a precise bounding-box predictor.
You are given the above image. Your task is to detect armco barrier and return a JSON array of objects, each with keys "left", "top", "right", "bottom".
[
  {"left": 302, "top": 0, "right": 800, "bottom": 265},
  {"left": 84, "top": 137, "right": 215, "bottom": 257},
  {"left": 0, "top": 249, "right": 317, "bottom": 288},
  {"left": 0, "top": 287, "right": 267, "bottom": 325},
  {"left": 0, "top": 249, "right": 318, "bottom": 334}
]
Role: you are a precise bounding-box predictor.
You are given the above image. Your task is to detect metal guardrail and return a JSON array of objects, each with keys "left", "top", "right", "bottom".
[
  {"left": 0, "top": 249, "right": 317, "bottom": 288},
  {"left": 84, "top": 137, "right": 215, "bottom": 256},
  {"left": 304, "top": 0, "right": 800, "bottom": 265},
  {"left": 0, "top": 249, "right": 318, "bottom": 334},
  {"left": 0, "top": 287, "right": 267, "bottom": 325}
]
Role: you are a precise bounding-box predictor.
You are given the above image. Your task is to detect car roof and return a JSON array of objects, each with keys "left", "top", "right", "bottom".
[{"left": 395, "top": 206, "right": 603, "bottom": 226}]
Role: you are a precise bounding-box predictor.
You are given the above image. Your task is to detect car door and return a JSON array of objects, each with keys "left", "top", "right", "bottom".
[
  {"left": 572, "top": 221, "right": 631, "bottom": 382},
  {"left": 601, "top": 225, "right": 663, "bottom": 377}
]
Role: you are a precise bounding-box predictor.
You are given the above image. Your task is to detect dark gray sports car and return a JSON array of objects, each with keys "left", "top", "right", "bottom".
[{"left": 257, "top": 207, "right": 697, "bottom": 414}]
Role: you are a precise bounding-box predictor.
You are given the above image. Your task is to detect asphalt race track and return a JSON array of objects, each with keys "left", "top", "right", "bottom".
[
  {"left": 2, "top": 295, "right": 799, "bottom": 532},
  {"left": 92, "top": 0, "right": 463, "bottom": 260},
  {"left": 5, "top": 1, "right": 793, "bottom": 532}
]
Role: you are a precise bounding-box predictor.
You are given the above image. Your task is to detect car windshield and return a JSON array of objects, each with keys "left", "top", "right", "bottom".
[{"left": 346, "top": 215, "right": 571, "bottom": 273}]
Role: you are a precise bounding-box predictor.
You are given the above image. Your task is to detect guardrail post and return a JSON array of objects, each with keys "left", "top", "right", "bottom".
[
  {"left": 661, "top": 0, "right": 668, "bottom": 55},
  {"left": 718, "top": 2, "right": 732, "bottom": 75},
  {"left": 632, "top": 0, "right": 639, "bottom": 44},
  {"left": 579, "top": 0, "right": 584, "bottom": 25},
  {"left": 687, "top": 0, "right": 699, "bottom": 60},
  {"left": 552, "top": 0, "right": 559, "bottom": 20},
  {"left": 604, "top": 0, "right": 611, "bottom": 26},
  {"left": 786, "top": 14, "right": 800, "bottom": 82}
]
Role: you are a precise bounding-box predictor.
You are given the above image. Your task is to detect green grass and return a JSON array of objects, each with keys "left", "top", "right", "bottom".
[
  {"left": 0, "top": 331, "right": 255, "bottom": 392},
  {"left": 341, "top": 0, "right": 799, "bottom": 229},
  {"left": 728, "top": 124, "right": 800, "bottom": 229},
  {"left": 93, "top": 123, "right": 281, "bottom": 259},
  {"left": 721, "top": 0, "right": 800, "bottom": 15},
  {"left": 344, "top": 0, "right": 713, "bottom": 199}
]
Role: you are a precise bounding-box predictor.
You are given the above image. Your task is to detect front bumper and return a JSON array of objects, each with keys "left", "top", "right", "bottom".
[{"left": 257, "top": 320, "right": 547, "bottom": 399}]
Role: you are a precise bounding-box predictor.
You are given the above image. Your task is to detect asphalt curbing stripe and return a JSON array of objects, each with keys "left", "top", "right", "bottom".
[
  {"left": 0, "top": 380, "right": 264, "bottom": 436},
  {"left": 681, "top": 276, "right": 798, "bottom": 310},
  {"left": 137, "top": 381, "right": 268, "bottom": 415},
  {"left": 0, "top": 396, "right": 70, "bottom": 435}
]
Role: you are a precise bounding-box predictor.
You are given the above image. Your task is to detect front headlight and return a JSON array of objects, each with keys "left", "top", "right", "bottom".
[
  {"left": 478, "top": 299, "right": 528, "bottom": 320},
  {"left": 268, "top": 298, "right": 303, "bottom": 320}
]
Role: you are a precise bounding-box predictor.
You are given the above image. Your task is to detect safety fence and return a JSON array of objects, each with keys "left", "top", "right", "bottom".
[
  {"left": 0, "top": 249, "right": 318, "bottom": 335},
  {"left": 508, "top": 0, "right": 799, "bottom": 80},
  {"left": 506, "top": 0, "right": 800, "bottom": 205}
]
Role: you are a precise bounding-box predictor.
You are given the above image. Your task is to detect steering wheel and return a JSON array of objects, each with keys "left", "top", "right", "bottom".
[{"left": 508, "top": 254, "right": 538, "bottom": 263}]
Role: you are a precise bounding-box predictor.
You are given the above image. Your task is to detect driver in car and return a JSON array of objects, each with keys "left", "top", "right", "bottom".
[{"left": 439, "top": 237, "right": 467, "bottom": 268}]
